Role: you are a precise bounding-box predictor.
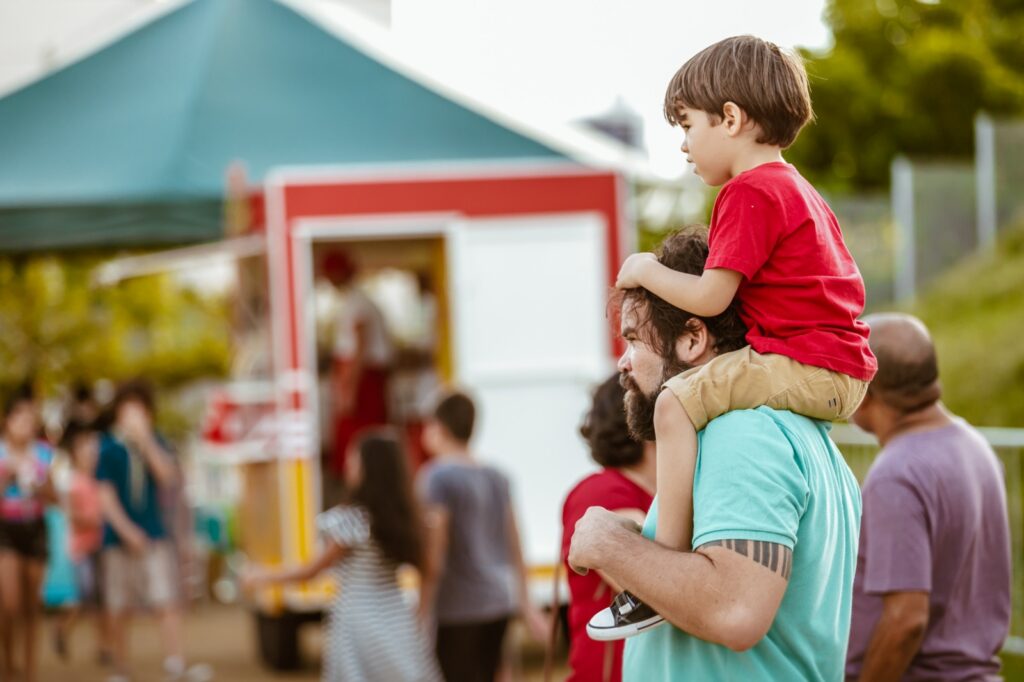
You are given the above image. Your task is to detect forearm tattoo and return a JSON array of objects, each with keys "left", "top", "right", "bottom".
[{"left": 700, "top": 539, "right": 792, "bottom": 580}]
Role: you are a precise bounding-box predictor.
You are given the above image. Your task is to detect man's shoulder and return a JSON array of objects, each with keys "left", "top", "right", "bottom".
[
  {"left": 703, "top": 407, "right": 815, "bottom": 442},
  {"left": 701, "top": 408, "right": 834, "bottom": 469}
]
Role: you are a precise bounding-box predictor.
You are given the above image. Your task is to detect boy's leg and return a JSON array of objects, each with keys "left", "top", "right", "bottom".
[
  {"left": 651, "top": 391, "right": 698, "bottom": 551},
  {"left": 102, "top": 547, "right": 133, "bottom": 679},
  {"left": 655, "top": 347, "right": 765, "bottom": 551},
  {"left": 751, "top": 353, "right": 868, "bottom": 421}
]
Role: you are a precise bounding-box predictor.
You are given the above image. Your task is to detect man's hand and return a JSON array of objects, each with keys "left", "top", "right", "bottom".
[
  {"left": 616, "top": 252, "right": 659, "bottom": 289},
  {"left": 568, "top": 506, "right": 642, "bottom": 574}
]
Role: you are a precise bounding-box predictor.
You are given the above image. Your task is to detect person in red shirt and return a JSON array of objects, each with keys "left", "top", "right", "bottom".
[
  {"left": 562, "top": 375, "right": 654, "bottom": 680},
  {"left": 590, "top": 35, "right": 877, "bottom": 639}
]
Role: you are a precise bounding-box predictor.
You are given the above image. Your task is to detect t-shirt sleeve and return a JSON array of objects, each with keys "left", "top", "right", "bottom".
[
  {"left": 691, "top": 411, "right": 808, "bottom": 550},
  {"left": 706, "top": 182, "right": 782, "bottom": 280},
  {"left": 317, "top": 506, "right": 371, "bottom": 549},
  {"left": 419, "top": 467, "right": 449, "bottom": 510},
  {"left": 860, "top": 476, "right": 932, "bottom": 594}
]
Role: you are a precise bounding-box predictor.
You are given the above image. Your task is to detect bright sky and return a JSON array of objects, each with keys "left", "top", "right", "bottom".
[
  {"left": 392, "top": 0, "right": 832, "bottom": 177},
  {"left": 0, "top": 0, "right": 832, "bottom": 178}
]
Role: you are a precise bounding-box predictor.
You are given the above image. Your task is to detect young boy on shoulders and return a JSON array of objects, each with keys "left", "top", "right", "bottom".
[{"left": 588, "top": 34, "right": 877, "bottom": 640}]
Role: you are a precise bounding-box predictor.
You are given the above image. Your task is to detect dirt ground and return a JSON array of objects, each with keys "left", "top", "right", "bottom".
[{"left": 35, "top": 603, "right": 567, "bottom": 682}]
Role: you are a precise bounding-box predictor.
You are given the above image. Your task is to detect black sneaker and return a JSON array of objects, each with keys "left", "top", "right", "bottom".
[{"left": 586, "top": 590, "right": 666, "bottom": 641}]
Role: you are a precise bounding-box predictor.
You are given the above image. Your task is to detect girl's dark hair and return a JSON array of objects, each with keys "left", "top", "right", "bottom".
[
  {"left": 4, "top": 383, "right": 35, "bottom": 418},
  {"left": 61, "top": 419, "right": 98, "bottom": 455},
  {"left": 580, "top": 374, "right": 643, "bottom": 468},
  {"left": 350, "top": 430, "right": 425, "bottom": 570}
]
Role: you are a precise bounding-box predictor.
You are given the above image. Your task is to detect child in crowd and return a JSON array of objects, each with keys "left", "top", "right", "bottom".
[
  {"left": 0, "top": 386, "right": 56, "bottom": 682},
  {"left": 588, "top": 35, "right": 877, "bottom": 640},
  {"left": 245, "top": 430, "right": 441, "bottom": 682},
  {"left": 418, "top": 390, "right": 548, "bottom": 681},
  {"left": 54, "top": 420, "right": 110, "bottom": 663}
]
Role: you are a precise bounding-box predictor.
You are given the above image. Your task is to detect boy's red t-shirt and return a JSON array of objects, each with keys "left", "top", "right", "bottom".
[
  {"left": 561, "top": 469, "right": 654, "bottom": 682},
  {"left": 707, "top": 162, "right": 877, "bottom": 381}
]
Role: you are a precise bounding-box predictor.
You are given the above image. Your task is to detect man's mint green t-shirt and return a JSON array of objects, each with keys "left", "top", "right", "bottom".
[{"left": 623, "top": 408, "right": 862, "bottom": 682}]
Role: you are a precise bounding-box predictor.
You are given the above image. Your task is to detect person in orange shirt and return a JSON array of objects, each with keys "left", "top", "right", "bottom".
[{"left": 53, "top": 420, "right": 110, "bottom": 664}]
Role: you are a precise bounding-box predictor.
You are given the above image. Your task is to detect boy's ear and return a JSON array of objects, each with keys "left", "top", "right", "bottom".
[{"left": 721, "top": 101, "right": 753, "bottom": 138}]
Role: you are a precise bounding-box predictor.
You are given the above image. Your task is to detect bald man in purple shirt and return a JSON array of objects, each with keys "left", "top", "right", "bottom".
[{"left": 845, "top": 313, "right": 1011, "bottom": 681}]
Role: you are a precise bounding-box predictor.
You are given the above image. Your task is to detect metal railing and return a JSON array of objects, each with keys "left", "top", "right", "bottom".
[{"left": 831, "top": 423, "right": 1024, "bottom": 651}]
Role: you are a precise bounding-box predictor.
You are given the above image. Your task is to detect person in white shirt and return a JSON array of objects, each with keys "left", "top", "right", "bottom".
[{"left": 323, "top": 250, "right": 395, "bottom": 480}]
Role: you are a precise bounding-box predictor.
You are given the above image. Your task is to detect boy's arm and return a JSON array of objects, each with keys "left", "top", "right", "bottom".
[
  {"left": 418, "top": 504, "right": 448, "bottom": 622},
  {"left": 132, "top": 432, "right": 178, "bottom": 488},
  {"left": 617, "top": 253, "right": 742, "bottom": 318}
]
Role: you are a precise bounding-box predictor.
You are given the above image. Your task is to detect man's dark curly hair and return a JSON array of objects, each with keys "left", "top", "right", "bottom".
[
  {"left": 614, "top": 226, "right": 748, "bottom": 360},
  {"left": 580, "top": 374, "right": 643, "bottom": 468}
]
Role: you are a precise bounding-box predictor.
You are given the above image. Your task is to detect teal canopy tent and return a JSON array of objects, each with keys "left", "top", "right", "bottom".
[{"left": 0, "top": 0, "right": 585, "bottom": 251}]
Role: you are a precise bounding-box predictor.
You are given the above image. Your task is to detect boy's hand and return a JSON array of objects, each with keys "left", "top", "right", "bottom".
[{"left": 616, "top": 252, "right": 658, "bottom": 289}]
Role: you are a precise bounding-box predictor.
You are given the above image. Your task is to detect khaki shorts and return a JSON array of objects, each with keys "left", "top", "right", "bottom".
[
  {"left": 102, "top": 540, "right": 178, "bottom": 613},
  {"left": 663, "top": 346, "right": 869, "bottom": 431}
]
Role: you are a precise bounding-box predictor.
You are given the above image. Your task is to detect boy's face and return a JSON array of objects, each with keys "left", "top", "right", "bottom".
[{"left": 676, "top": 106, "right": 735, "bottom": 187}]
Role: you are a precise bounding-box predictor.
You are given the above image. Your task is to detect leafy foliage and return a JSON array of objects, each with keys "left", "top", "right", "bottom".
[
  {"left": 0, "top": 255, "right": 231, "bottom": 400},
  {"left": 789, "top": 0, "right": 1024, "bottom": 191},
  {"left": 910, "top": 221, "right": 1024, "bottom": 426}
]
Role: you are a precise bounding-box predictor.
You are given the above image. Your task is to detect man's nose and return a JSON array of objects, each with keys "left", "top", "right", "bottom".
[
  {"left": 617, "top": 350, "right": 630, "bottom": 373},
  {"left": 680, "top": 139, "right": 688, "bottom": 154}
]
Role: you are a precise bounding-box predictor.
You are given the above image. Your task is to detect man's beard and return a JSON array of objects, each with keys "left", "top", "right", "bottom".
[{"left": 620, "top": 359, "right": 691, "bottom": 442}]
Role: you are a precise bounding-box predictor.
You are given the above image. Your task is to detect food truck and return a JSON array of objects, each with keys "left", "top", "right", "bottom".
[{"left": 157, "top": 161, "right": 632, "bottom": 668}]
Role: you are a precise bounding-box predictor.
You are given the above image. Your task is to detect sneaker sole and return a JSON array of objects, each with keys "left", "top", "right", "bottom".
[{"left": 586, "top": 615, "right": 666, "bottom": 641}]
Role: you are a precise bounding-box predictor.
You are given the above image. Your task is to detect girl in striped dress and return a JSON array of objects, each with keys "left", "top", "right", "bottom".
[{"left": 245, "top": 430, "right": 441, "bottom": 682}]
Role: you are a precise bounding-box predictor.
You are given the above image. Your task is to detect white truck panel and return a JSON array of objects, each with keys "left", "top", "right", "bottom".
[{"left": 448, "top": 212, "right": 613, "bottom": 564}]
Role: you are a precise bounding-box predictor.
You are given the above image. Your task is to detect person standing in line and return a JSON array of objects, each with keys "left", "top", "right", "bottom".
[
  {"left": 53, "top": 420, "right": 111, "bottom": 664},
  {"left": 96, "top": 381, "right": 209, "bottom": 682},
  {"left": 0, "top": 386, "right": 56, "bottom": 682},
  {"left": 324, "top": 250, "right": 396, "bottom": 481},
  {"left": 561, "top": 375, "right": 655, "bottom": 682},
  {"left": 419, "top": 390, "right": 548, "bottom": 682},
  {"left": 845, "top": 314, "right": 1011, "bottom": 681},
  {"left": 245, "top": 430, "right": 442, "bottom": 682}
]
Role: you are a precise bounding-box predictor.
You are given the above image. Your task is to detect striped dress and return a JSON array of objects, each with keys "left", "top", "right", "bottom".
[{"left": 316, "top": 506, "right": 441, "bottom": 682}]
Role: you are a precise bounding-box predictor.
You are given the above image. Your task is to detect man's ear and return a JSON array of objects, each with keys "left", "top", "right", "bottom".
[
  {"left": 721, "top": 101, "right": 753, "bottom": 138},
  {"left": 674, "top": 319, "right": 710, "bottom": 365}
]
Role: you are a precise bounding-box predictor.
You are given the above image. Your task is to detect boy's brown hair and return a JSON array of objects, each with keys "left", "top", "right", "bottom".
[
  {"left": 663, "top": 35, "right": 813, "bottom": 149},
  {"left": 432, "top": 390, "right": 476, "bottom": 443}
]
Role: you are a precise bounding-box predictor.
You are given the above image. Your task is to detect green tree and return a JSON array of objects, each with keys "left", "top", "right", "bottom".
[
  {"left": 0, "top": 255, "right": 231, "bottom": 400},
  {"left": 790, "top": 0, "right": 1024, "bottom": 191}
]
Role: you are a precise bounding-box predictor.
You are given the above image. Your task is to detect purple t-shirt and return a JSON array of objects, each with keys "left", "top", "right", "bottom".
[{"left": 846, "top": 420, "right": 1011, "bottom": 681}]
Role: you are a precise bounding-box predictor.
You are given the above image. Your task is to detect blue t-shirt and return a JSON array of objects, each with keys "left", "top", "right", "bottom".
[
  {"left": 624, "top": 408, "right": 862, "bottom": 682},
  {"left": 95, "top": 433, "right": 167, "bottom": 547}
]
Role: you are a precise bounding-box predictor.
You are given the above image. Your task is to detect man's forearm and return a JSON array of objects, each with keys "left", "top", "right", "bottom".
[
  {"left": 595, "top": 526, "right": 742, "bottom": 648},
  {"left": 858, "top": 618, "right": 926, "bottom": 681}
]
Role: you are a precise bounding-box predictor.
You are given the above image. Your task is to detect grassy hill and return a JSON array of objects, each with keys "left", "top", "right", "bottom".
[{"left": 910, "top": 222, "right": 1024, "bottom": 427}]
